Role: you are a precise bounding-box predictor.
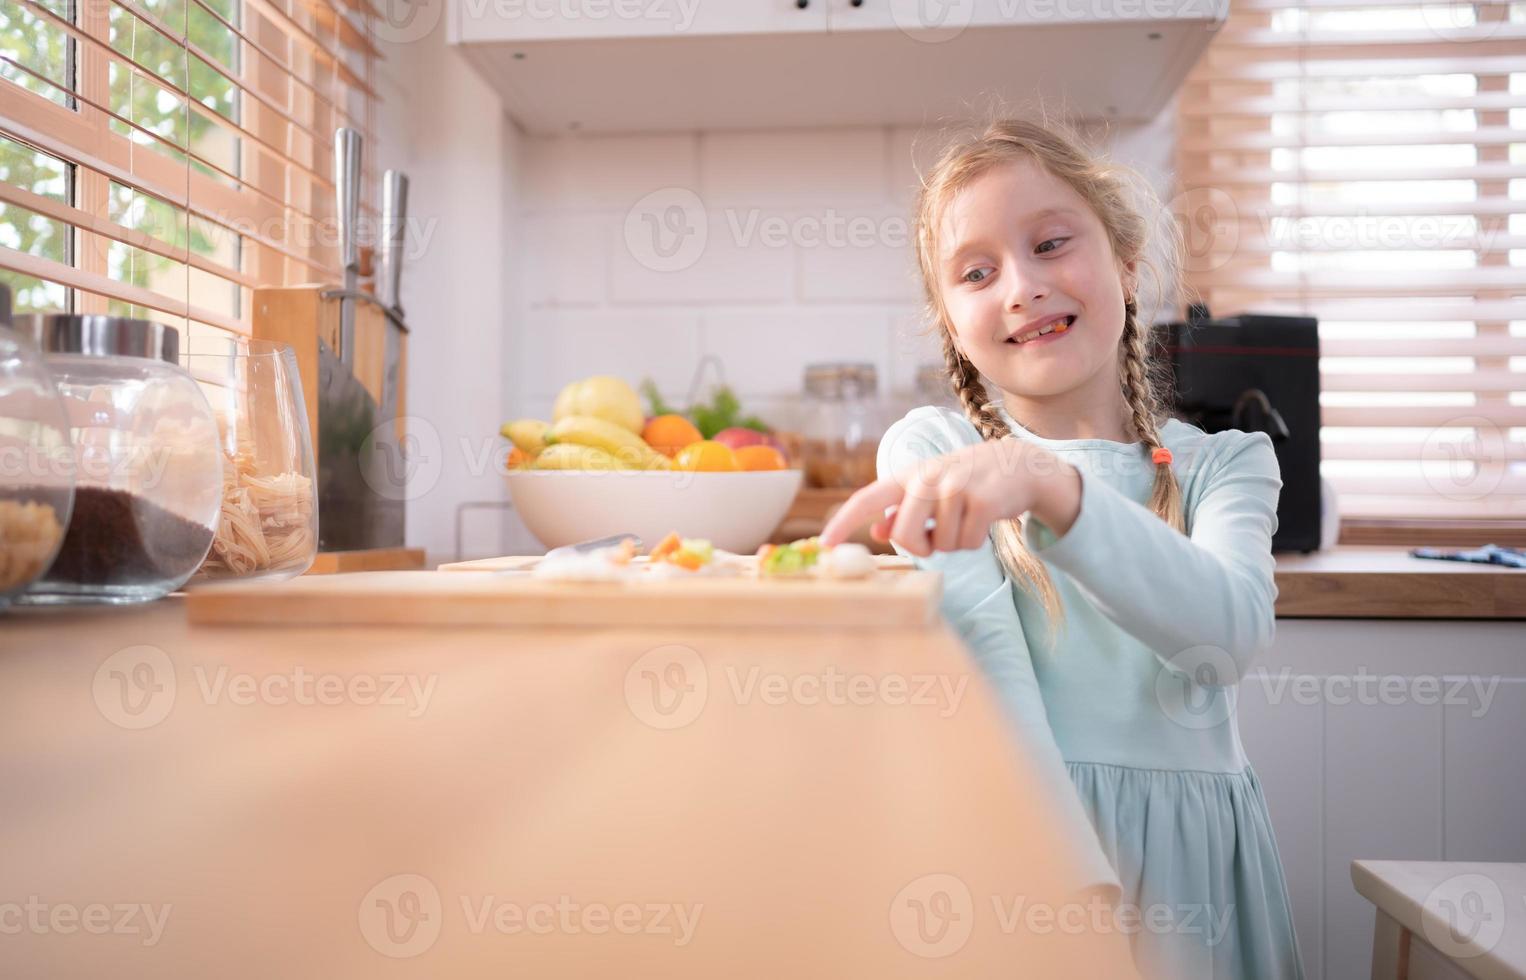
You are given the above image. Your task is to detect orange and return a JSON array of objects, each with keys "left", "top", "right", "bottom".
[
  {"left": 673, "top": 440, "right": 739, "bottom": 472},
  {"left": 641, "top": 414, "right": 704, "bottom": 457},
  {"left": 735, "top": 445, "right": 787, "bottom": 471}
]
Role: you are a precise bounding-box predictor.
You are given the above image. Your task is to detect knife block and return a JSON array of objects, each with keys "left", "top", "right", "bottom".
[
  {"left": 253, "top": 285, "right": 422, "bottom": 571},
  {"left": 252, "top": 285, "right": 406, "bottom": 447}
]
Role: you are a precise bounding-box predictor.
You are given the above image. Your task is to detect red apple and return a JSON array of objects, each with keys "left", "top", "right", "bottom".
[{"left": 712, "top": 427, "right": 769, "bottom": 451}]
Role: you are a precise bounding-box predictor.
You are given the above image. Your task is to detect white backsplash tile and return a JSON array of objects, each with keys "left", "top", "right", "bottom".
[
  {"left": 524, "top": 133, "right": 699, "bottom": 212},
  {"left": 698, "top": 307, "right": 894, "bottom": 398},
  {"left": 699, "top": 127, "right": 889, "bottom": 205},
  {"left": 519, "top": 309, "right": 702, "bottom": 406}
]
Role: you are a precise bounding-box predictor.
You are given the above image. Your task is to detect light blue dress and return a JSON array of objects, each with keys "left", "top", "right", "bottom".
[{"left": 878, "top": 404, "right": 1306, "bottom": 980}]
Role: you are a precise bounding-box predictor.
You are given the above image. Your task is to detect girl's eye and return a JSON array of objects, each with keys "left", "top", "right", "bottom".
[
  {"left": 962, "top": 267, "right": 993, "bottom": 284},
  {"left": 1036, "top": 237, "right": 1069, "bottom": 254}
]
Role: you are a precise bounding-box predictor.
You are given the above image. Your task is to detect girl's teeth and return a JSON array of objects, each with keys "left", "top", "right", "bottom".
[{"left": 1013, "top": 316, "right": 1074, "bottom": 343}]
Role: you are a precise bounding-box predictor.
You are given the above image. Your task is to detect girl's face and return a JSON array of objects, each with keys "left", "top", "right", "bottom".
[{"left": 936, "top": 157, "right": 1136, "bottom": 401}]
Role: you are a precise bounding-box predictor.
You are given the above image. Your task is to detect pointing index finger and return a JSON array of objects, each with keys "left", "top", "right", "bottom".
[{"left": 819, "top": 477, "right": 906, "bottom": 549}]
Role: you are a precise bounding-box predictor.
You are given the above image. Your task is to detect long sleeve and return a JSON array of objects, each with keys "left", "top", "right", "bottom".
[
  {"left": 876, "top": 408, "right": 1122, "bottom": 896},
  {"left": 1021, "top": 429, "right": 1283, "bottom": 685}
]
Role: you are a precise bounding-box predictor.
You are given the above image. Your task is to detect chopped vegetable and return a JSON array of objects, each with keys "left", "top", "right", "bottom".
[
  {"left": 757, "top": 537, "right": 824, "bottom": 577},
  {"left": 648, "top": 532, "right": 716, "bottom": 572}
]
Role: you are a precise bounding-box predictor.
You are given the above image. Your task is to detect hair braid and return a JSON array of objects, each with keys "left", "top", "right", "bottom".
[
  {"left": 1119, "top": 297, "right": 1187, "bottom": 533},
  {"left": 937, "top": 329, "right": 1065, "bottom": 637}
]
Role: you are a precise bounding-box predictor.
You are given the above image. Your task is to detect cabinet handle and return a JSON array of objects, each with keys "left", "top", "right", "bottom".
[
  {"left": 850, "top": 0, "right": 863, "bottom": 5},
  {"left": 796, "top": 0, "right": 808, "bottom": 7}
]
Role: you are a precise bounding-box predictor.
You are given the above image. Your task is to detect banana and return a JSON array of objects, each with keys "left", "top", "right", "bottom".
[
  {"left": 500, "top": 418, "right": 550, "bottom": 456},
  {"left": 530, "top": 443, "right": 631, "bottom": 471},
  {"left": 545, "top": 415, "right": 670, "bottom": 470}
]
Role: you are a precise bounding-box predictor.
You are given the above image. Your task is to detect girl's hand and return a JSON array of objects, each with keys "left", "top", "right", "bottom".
[{"left": 818, "top": 438, "right": 1081, "bottom": 556}]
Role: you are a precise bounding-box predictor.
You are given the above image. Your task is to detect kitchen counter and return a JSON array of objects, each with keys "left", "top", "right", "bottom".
[
  {"left": 0, "top": 599, "right": 1136, "bottom": 978},
  {"left": 1273, "top": 547, "right": 1526, "bottom": 620}
]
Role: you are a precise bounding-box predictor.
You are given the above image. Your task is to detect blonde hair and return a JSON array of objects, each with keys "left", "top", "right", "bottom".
[{"left": 911, "top": 111, "right": 1187, "bottom": 635}]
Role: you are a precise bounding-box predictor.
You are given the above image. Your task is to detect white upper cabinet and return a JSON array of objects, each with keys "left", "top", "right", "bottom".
[
  {"left": 451, "top": 0, "right": 827, "bottom": 43},
  {"left": 449, "top": 0, "right": 1227, "bottom": 133},
  {"left": 825, "top": 0, "right": 1221, "bottom": 31}
]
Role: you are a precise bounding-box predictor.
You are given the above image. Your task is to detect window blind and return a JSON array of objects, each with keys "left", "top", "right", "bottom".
[
  {"left": 0, "top": 0, "right": 379, "bottom": 342},
  {"left": 1176, "top": 0, "right": 1526, "bottom": 520}
]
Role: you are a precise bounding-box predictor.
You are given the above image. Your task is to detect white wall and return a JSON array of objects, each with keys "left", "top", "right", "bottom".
[{"left": 373, "top": 25, "right": 520, "bottom": 564}]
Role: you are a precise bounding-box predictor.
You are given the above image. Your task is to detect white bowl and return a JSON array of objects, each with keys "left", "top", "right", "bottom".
[{"left": 505, "top": 468, "right": 804, "bottom": 554}]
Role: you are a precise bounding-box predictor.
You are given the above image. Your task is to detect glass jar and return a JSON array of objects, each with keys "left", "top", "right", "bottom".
[
  {"left": 19, "top": 315, "right": 221, "bottom": 604},
  {"left": 187, "top": 336, "right": 317, "bottom": 581},
  {"left": 799, "top": 362, "right": 885, "bottom": 489},
  {"left": 0, "top": 286, "right": 74, "bottom": 606}
]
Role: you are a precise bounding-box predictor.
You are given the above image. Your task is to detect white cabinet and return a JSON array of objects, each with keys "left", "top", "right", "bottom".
[
  {"left": 451, "top": 0, "right": 825, "bottom": 44},
  {"left": 826, "top": 0, "right": 1170, "bottom": 32},
  {"left": 449, "top": 0, "right": 1225, "bottom": 133}
]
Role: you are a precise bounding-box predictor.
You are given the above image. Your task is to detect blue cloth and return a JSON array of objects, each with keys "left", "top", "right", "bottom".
[{"left": 877, "top": 404, "right": 1305, "bottom": 980}]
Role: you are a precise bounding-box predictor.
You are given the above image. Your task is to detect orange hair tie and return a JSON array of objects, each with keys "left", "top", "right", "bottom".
[{"left": 1152, "top": 447, "right": 1173, "bottom": 466}]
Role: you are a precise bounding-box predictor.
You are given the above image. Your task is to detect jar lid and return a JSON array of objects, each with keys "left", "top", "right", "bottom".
[
  {"left": 803, "top": 362, "right": 878, "bottom": 399},
  {"left": 21, "top": 314, "right": 179, "bottom": 363}
]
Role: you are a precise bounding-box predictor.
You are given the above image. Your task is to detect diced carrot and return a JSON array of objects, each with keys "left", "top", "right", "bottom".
[
  {"left": 649, "top": 531, "right": 681, "bottom": 562},
  {"left": 670, "top": 551, "right": 704, "bottom": 570}
]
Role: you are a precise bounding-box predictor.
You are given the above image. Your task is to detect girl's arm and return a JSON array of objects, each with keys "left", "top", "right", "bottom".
[
  {"left": 1023, "top": 429, "right": 1283, "bottom": 685},
  {"left": 877, "top": 408, "right": 1122, "bottom": 897}
]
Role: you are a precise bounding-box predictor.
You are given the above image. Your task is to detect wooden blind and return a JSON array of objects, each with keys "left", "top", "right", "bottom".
[
  {"left": 1176, "top": 0, "right": 1526, "bottom": 520},
  {"left": 0, "top": 0, "right": 379, "bottom": 340}
]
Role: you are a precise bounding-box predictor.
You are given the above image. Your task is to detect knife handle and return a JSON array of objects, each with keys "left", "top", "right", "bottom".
[
  {"left": 334, "top": 127, "right": 362, "bottom": 362},
  {"left": 379, "top": 170, "right": 409, "bottom": 313}
]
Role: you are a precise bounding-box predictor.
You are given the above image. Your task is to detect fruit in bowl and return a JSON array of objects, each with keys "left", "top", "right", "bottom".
[
  {"left": 504, "top": 467, "right": 804, "bottom": 554},
  {"left": 552, "top": 376, "right": 645, "bottom": 433},
  {"left": 500, "top": 373, "right": 802, "bottom": 552}
]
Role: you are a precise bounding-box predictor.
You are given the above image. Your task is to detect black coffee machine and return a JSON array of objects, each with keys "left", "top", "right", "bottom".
[{"left": 1154, "top": 306, "right": 1322, "bottom": 554}]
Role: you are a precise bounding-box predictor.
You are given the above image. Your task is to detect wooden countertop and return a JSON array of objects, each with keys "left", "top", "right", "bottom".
[
  {"left": 1353, "top": 860, "right": 1526, "bottom": 980},
  {"left": 1273, "top": 547, "right": 1526, "bottom": 620},
  {"left": 0, "top": 601, "right": 1138, "bottom": 978}
]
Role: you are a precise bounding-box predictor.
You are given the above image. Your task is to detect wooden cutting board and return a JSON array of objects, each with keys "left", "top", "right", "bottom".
[
  {"left": 184, "top": 568, "right": 942, "bottom": 629},
  {"left": 434, "top": 553, "right": 918, "bottom": 573}
]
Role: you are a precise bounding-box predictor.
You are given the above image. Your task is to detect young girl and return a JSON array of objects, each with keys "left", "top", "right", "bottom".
[{"left": 820, "top": 118, "right": 1305, "bottom": 979}]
